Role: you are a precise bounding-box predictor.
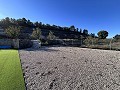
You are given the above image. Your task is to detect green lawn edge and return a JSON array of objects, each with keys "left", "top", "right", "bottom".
[{"left": 0, "top": 49, "right": 25, "bottom": 90}]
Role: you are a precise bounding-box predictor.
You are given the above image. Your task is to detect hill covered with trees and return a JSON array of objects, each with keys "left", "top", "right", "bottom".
[
  {"left": 0, "top": 17, "right": 120, "bottom": 50},
  {"left": 0, "top": 17, "right": 90, "bottom": 39}
]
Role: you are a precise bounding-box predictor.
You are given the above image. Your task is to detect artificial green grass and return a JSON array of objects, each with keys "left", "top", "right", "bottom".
[{"left": 0, "top": 50, "right": 25, "bottom": 90}]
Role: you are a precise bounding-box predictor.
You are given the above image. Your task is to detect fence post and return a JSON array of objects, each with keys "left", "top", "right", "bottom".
[
  {"left": 13, "top": 39, "right": 19, "bottom": 49},
  {"left": 80, "top": 36, "right": 82, "bottom": 46},
  {"left": 72, "top": 39, "right": 73, "bottom": 45},
  {"left": 109, "top": 38, "right": 113, "bottom": 50}
]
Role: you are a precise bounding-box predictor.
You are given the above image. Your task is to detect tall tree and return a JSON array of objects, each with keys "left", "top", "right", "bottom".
[
  {"left": 63, "top": 27, "right": 70, "bottom": 31},
  {"left": 90, "top": 33, "right": 95, "bottom": 38},
  {"left": 0, "top": 17, "right": 11, "bottom": 28},
  {"left": 47, "top": 31, "right": 56, "bottom": 40},
  {"left": 10, "top": 18, "right": 16, "bottom": 25},
  {"left": 113, "top": 34, "right": 120, "bottom": 41},
  {"left": 31, "top": 28, "right": 41, "bottom": 39},
  {"left": 83, "top": 29, "right": 88, "bottom": 35},
  {"left": 80, "top": 29, "right": 82, "bottom": 33},
  {"left": 19, "top": 18, "right": 27, "bottom": 26},
  {"left": 97, "top": 30, "right": 108, "bottom": 39},
  {"left": 76, "top": 28, "right": 79, "bottom": 32},
  {"left": 5, "top": 17, "right": 11, "bottom": 24},
  {"left": 5, "top": 26, "right": 21, "bottom": 39},
  {"left": 27, "top": 19, "right": 33, "bottom": 27},
  {"left": 70, "top": 25, "right": 75, "bottom": 31}
]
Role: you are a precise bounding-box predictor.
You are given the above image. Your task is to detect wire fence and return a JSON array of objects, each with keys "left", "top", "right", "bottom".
[
  {"left": 43, "top": 38, "right": 120, "bottom": 51},
  {"left": 81, "top": 38, "right": 120, "bottom": 51}
]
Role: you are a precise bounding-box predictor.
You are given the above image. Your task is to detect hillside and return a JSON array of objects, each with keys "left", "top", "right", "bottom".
[
  {"left": 21, "top": 27, "right": 84, "bottom": 39},
  {"left": 0, "top": 17, "right": 88, "bottom": 39}
]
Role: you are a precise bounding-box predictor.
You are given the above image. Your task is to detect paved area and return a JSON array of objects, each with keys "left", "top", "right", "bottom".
[{"left": 19, "top": 47, "right": 120, "bottom": 90}]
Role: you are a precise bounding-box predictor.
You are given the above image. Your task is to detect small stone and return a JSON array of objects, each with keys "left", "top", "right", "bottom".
[
  {"left": 36, "top": 62, "right": 41, "bottom": 64},
  {"left": 36, "top": 72, "right": 39, "bottom": 75},
  {"left": 54, "top": 67, "right": 57, "bottom": 69},
  {"left": 26, "top": 66, "right": 29, "bottom": 69}
]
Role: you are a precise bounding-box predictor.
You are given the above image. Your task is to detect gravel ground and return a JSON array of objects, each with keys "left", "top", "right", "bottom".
[{"left": 19, "top": 46, "right": 120, "bottom": 90}]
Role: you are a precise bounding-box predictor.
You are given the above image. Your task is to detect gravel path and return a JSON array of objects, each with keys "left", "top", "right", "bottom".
[{"left": 19, "top": 46, "right": 120, "bottom": 90}]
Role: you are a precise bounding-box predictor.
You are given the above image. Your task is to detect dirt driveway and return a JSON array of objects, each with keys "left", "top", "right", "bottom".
[{"left": 19, "top": 47, "right": 120, "bottom": 90}]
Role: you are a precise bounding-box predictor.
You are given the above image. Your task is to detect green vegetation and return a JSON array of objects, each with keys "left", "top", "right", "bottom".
[
  {"left": 97, "top": 30, "right": 108, "bottom": 39},
  {"left": 0, "top": 50, "right": 25, "bottom": 90},
  {"left": 0, "top": 17, "right": 120, "bottom": 50},
  {"left": 31, "top": 27, "right": 42, "bottom": 39},
  {"left": 5, "top": 26, "right": 21, "bottom": 39},
  {"left": 83, "top": 29, "right": 88, "bottom": 35},
  {"left": 70, "top": 25, "right": 75, "bottom": 31},
  {"left": 0, "top": 17, "right": 84, "bottom": 40},
  {"left": 47, "top": 31, "right": 56, "bottom": 40},
  {"left": 113, "top": 34, "right": 120, "bottom": 41},
  {"left": 0, "top": 17, "right": 81, "bottom": 33},
  {"left": 82, "top": 37, "right": 120, "bottom": 51}
]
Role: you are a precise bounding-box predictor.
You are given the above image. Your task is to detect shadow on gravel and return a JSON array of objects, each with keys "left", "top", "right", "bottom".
[{"left": 22, "top": 46, "right": 60, "bottom": 52}]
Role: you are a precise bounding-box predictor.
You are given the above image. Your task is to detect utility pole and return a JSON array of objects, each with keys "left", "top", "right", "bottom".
[{"left": 72, "top": 39, "right": 73, "bottom": 45}]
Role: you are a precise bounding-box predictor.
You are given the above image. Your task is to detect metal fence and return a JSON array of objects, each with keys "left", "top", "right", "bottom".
[
  {"left": 81, "top": 38, "right": 120, "bottom": 50},
  {"left": 42, "top": 38, "right": 120, "bottom": 51}
]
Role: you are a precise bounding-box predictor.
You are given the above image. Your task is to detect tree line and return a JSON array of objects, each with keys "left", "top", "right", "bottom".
[
  {"left": 0, "top": 17, "right": 89, "bottom": 34},
  {"left": 1, "top": 17, "right": 119, "bottom": 40}
]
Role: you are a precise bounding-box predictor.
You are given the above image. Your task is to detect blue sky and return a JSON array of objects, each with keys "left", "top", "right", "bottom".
[{"left": 0, "top": 0, "right": 120, "bottom": 38}]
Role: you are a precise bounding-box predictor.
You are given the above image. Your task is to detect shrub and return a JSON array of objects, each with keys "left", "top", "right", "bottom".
[
  {"left": 47, "top": 31, "right": 56, "bottom": 40},
  {"left": 19, "top": 39, "right": 33, "bottom": 49},
  {"left": 5, "top": 26, "right": 21, "bottom": 39},
  {"left": 47, "top": 40, "right": 61, "bottom": 45},
  {"left": 19, "top": 33, "right": 31, "bottom": 39},
  {"left": 97, "top": 30, "right": 108, "bottom": 39},
  {"left": 31, "top": 28, "right": 41, "bottom": 40}
]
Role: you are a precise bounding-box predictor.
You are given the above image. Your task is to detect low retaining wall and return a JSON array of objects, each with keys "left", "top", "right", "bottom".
[
  {"left": 0, "top": 39, "right": 19, "bottom": 49},
  {"left": 0, "top": 39, "right": 12, "bottom": 46},
  {"left": 47, "top": 39, "right": 82, "bottom": 46}
]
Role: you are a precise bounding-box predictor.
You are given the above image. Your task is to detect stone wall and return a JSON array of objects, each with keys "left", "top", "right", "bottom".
[
  {"left": 0, "top": 39, "right": 12, "bottom": 46},
  {"left": 0, "top": 39, "right": 19, "bottom": 49}
]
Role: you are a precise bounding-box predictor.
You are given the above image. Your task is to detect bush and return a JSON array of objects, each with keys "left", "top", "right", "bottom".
[
  {"left": 41, "top": 40, "right": 62, "bottom": 46},
  {"left": 19, "top": 39, "right": 33, "bottom": 49},
  {"left": 47, "top": 31, "right": 56, "bottom": 40},
  {"left": 97, "top": 30, "right": 108, "bottom": 39},
  {"left": 19, "top": 33, "right": 31, "bottom": 39},
  {"left": 113, "top": 34, "right": 120, "bottom": 41},
  {"left": 47, "top": 40, "right": 61, "bottom": 45},
  {"left": 31, "top": 28, "right": 41, "bottom": 39},
  {"left": 89, "top": 45, "right": 110, "bottom": 50},
  {"left": 5, "top": 26, "right": 21, "bottom": 39}
]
